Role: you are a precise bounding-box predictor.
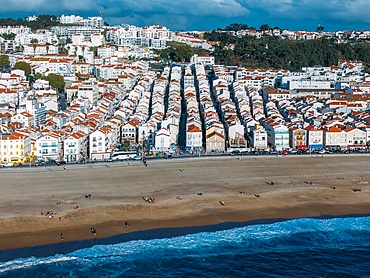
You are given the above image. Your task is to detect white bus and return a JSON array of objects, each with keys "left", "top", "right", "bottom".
[{"left": 111, "top": 151, "right": 138, "bottom": 160}]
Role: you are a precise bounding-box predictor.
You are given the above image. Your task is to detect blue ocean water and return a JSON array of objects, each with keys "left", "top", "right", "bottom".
[{"left": 1, "top": 216, "right": 370, "bottom": 277}]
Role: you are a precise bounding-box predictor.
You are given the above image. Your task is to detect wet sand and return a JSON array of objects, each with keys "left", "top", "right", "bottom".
[{"left": 0, "top": 155, "right": 369, "bottom": 251}]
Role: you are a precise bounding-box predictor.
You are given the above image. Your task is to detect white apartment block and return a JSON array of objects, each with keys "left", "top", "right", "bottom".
[
  {"left": 15, "top": 29, "right": 58, "bottom": 46},
  {"left": 63, "top": 131, "right": 87, "bottom": 162},
  {"left": 109, "top": 24, "right": 170, "bottom": 49},
  {"left": 36, "top": 134, "right": 61, "bottom": 161},
  {"left": 190, "top": 54, "right": 215, "bottom": 65},
  {"left": 0, "top": 26, "right": 31, "bottom": 36},
  {"left": 60, "top": 14, "right": 84, "bottom": 24},
  {"left": 84, "top": 17, "right": 104, "bottom": 28},
  {"left": 252, "top": 127, "right": 268, "bottom": 150},
  {"left": 77, "top": 80, "right": 99, "bottom": 107}
]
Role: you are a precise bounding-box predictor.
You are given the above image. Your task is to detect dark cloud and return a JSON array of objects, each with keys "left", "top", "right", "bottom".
[{"left": 1, "top": 0, "right": 370, "bottom": 30}]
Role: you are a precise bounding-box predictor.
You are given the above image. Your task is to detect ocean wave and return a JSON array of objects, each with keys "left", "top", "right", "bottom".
[{"left": 1, "top": 216, "right": 370, "bottom": 276}]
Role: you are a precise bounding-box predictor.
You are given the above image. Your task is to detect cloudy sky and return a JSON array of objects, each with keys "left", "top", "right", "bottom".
[{"left": 1, "top": 0, "right": 370, "bottom": 31}]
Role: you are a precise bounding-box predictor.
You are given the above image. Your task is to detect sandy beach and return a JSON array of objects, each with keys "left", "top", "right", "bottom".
[{"left": 0, "top": 155, "right": 369, "bottom": 251}]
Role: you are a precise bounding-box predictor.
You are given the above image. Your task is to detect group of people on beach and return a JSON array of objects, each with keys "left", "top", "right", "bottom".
[
  {"left": 41, "top": 211, "right": 56, "bottom": 219},
  {"left": 142, "top": 196, "right": 155, "bottom": 203}
]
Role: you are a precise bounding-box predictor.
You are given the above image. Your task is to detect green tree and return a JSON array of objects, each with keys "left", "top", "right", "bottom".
[
  {"left": 260, "top": 24, "right": 270, "bottom": 32},
  {"left": 13, "top": 61, "right": 31, "bottom": 76},
  {"left": 175, "top": 43, "right": 194, "bottom": 62},
  {"left": 43, "top": 73, "right": 65, "bottom": 93},
  {"left": 0, "top": 33, "right": 16, "bottom": 40},
  {"left": 34, "top": 72, "right": 43, "bottom": 80},
  {"left": 224, "top": 23, "right": 248, "bottom": 32},
  {"left": 0, "top": 54, "right": 10, "bottom": 69}
]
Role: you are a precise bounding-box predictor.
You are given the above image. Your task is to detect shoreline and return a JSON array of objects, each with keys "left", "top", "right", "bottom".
[
  {"left": 0, "top": 155, "right": 369, "bottom": 254},
  {"left": 1, "top": 210, "right": 370, "bottom": 262}
]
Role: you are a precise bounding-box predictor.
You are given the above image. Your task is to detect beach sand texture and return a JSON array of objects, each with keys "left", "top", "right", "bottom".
[{"left": 0, "top": 155, "right": 369, "bottom": 251}]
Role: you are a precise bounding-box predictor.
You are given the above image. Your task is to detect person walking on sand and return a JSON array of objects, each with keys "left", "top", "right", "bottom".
[
  {"left": 60, "top": 233, "right": 64, "bottom": 241},
  {"left": 91, "top": 227, "right": 96, "bottom": 235}
]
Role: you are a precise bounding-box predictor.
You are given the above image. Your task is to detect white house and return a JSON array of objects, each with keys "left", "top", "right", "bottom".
[
  {"left": 154, "top": 127, "right": 171, "bottom": 152},
  {"left": 36, "top": 133, "right": 61, "bottom": 161},
  {"left": 252, "top": 125, "right": 268, "bottom": 150},
  {"left": 344, "top": 127, "right": 366, "bottom": 149},
  {"left": 89, "top": 127, "right": 116, "bottom": 160},
  {"left": 205, "top": 131, "right": 225, "bottom": 152},
  {"left": 63, "top": 131, "right": 87, "bottom": 162},
  {"left": 186, "top": 124, "right": 203, "bottom": 151},
  {"left": 190, "top": 54, "right": 215, "bottom": 65},
  {"left": 262, "top": 119, "right": 290, "bottom": 151},
  {"left": 305, "top": 125, "right": 324, "bottom": 149},
  {"left": 324, "top": 126, "right": 346, "bottom": 149}
]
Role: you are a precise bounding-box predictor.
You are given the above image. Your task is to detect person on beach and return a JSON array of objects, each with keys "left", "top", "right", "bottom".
[
  {"left": 60, "top": 233, "right": 64, "bottom": 241},
  {"left": 125, "top": 221, "right": 131, "bottom": 228},
  {"left": 91, "top": 227, "right": 96, "bottom": 235}
]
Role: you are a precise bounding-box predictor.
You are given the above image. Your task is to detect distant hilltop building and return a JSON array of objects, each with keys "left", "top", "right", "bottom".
[
  {"left": 60, "top": 14, "right": 84, "bottom": 25},
  {"left": 26, "top": 15, "right": 38, "bottom": 22},
  {"left": 106, "top": 24, "right": 170, "bottom": 49},
  {"left": 59, "top": 14, "right": 103, "bottom": 28},
  {"left": 190, "top": 54, "right": 215, "bottom": 66}
]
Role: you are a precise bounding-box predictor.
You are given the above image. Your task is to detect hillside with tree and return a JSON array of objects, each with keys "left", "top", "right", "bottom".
[
  {"left": 204, "top": 24, "right": 370, "bottom": 71},
  {"left": 0, "top": 14, "right": 59, "bottom": 31}
]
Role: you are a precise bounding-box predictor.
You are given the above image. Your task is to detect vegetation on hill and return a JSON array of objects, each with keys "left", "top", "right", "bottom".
[
  {"left": 13, "top": 61, "right": 31, "bottom": 76},
  {"left": 0, "top": 54, "right": 10, "bottom": 72},
  {"left": 203, "top": 30, "right": 370, "bottom": 71},
  {"left": 154, "top": 41, "right": 209, "bottom": 63},
  {"left": 0, "top": 15, "right": 59, "bottom": 30}
]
